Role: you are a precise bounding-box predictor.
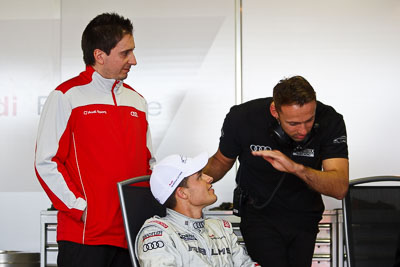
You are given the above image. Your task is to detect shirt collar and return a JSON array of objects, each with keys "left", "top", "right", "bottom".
[
  {"left": 166, "top": 208, "right": 205, "bottom": 234},
  {"left": 85, "top": 65, "right": 123, "bottom": 94}
]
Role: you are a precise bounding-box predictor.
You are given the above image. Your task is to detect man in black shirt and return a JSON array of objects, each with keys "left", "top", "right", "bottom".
[{"left": 204, "top": 75, "right": 349, "bottom": 267}]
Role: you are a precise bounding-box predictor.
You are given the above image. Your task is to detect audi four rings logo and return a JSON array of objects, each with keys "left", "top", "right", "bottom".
[
  {"left": 143, "top": 241, "right": 164, "bottom": 252},
  {"left": 250, "top": 144, "right": 272, "bottom": 152},
  {"left": 130, "top": 111, "right": 138, "bottom": 117},
  {"left": 193, "top": 221, "right": 205, "bottom": 229}
]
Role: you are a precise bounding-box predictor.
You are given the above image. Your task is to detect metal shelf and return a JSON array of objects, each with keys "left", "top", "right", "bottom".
[{"left": 40, "top": 209, "right": 344, "bottom": 267}]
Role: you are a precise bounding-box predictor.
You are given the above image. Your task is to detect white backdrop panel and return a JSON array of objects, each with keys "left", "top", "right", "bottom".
[
  {"left": 242, "top": 0, "right": 400, "bottom": 208},
  {"left": 0, "top": 0, "right": 236, "bottom": 252},
  {"left": 59, "top": 0, "right": 237, "bottom": 207}
]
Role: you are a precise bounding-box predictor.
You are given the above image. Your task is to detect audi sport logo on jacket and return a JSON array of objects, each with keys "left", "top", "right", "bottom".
[{"left": 142, "top": 231, "right": 163, "bottom": 241}]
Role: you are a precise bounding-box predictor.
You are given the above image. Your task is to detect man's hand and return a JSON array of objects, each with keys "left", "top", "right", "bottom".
[
  {"left": 81, "top": 209, "right": 87, "bottom": 222},
  {"left": 252, "top": 150, "right": 299, "bottom": 173}
]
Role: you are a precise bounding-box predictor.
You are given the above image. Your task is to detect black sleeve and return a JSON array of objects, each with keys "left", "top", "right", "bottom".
[
  {"left": 320, "top": 113, "right": 348, "bottom": 160},
  {"left": 218, "top": 106, "right": 242, "bottom": 159}
]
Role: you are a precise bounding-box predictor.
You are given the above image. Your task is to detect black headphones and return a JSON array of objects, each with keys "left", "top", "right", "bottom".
[{"left": 272, "top": 121, "right": 319, "bottom": 151}]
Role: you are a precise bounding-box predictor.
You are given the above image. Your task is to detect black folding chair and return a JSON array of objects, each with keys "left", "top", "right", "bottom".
[
  {"left": 117, "top": 175, "right": 166, "bottom": 267},
  {"left": 343, "top": 176, "right": 400, "bottom": 267}
]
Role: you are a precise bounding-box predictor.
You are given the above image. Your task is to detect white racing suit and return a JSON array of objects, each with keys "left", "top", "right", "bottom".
[{"left": 135, "top": 209, "right": 257, "bottom": 266}]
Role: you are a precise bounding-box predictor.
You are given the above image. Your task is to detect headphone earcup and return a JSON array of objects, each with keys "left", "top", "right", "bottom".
[{"left": 272, "top": 123, "right": 292, "bottom": 147}]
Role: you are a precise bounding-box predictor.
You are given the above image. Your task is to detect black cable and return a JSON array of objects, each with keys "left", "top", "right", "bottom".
[{"left": 252, "top": 172, "right": 287, "bottom": 210}]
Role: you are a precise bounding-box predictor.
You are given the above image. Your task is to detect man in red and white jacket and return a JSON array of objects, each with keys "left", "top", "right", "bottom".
[{"left": 34, "top": 12, "right": 154, "bottom": 267}]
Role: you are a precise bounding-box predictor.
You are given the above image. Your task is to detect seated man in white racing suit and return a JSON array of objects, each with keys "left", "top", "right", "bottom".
[{"left": 135, "top": 152, "right": 257, "bottom": 266}]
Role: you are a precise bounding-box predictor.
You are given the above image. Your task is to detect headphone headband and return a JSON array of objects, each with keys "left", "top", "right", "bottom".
[{"left": 272, "top": 122, "right": 319, "bottom": 151}]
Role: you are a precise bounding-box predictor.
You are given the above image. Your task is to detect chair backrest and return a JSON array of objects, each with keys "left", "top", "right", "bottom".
[
  {"left": 117, "top": 175, "right": 166, "bottom": 267},
  {"left": 343, "top": 176, "right": 400, "bottom": 267}
]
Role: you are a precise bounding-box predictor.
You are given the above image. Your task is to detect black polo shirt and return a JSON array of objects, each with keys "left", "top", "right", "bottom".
[{"left": 219, "top": 97, "right": 348, "bottom": 226}]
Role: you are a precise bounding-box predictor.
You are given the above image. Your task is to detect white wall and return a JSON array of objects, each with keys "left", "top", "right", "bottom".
[
  {"left": 0, "top": 0, "right": 236, "bottom": 252},
  {"left": 0, "top": 0, "right": 61, "bottom": 252},
  {"left": 242, "top": 0, "right": 400, "bottom": 209},
  {"left": 1, "top": 0, "right": 400, "bottom": 252}
]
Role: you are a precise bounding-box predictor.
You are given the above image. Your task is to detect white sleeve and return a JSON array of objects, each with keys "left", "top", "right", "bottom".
[
  {"left": 221, "top": 220, "right": 256, "bottom": 267},
  {"left": 135, "top": 224, "right": 183, "bottom": 267},
  {"left": 35, "top": 90, "right": 86, "bottom": 219}
]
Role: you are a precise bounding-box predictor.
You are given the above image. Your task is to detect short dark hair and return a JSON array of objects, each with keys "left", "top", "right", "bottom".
[
  {"left": 273, "top": 76, "right": 316, "bottom": 111},
  {"left": 164, "top": 177, "right": 190, "bottom": 209},
  {"left": 81, "top": 12, "right": 133, "bottom": 66}
]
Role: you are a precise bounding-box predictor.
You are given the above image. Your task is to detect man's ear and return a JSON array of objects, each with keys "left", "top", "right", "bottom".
[
  {"left": 93, "top": 49, "right": 105, "bottom": 65},
  {"left": 176, "top": 187, "right": 188, "bottom": 200},
  {"left": 270, "top": 101, "right": 279, "bottom": 119}
]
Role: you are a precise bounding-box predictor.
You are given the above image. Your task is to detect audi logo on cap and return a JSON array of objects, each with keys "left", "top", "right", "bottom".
[{"left": 143, "top": 241, "right": 165, "bottom": 252}]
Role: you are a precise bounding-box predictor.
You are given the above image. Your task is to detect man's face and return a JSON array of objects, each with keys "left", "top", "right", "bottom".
[
  {"left": 101, "top": 34, "right": 137, "bottom": 80},
  {"left": 273, "top": 101, "right": 317, "bottom": 142},
  {"left": 184, "top": 171, "right": 217, "bottom": 208}
]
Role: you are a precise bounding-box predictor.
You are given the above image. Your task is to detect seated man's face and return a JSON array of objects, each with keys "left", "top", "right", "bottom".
[{"left": 184, "top": 171, "right": 217, "bottom": 208}]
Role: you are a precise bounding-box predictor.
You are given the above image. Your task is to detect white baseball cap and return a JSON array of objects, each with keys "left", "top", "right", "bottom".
[{"left": 150, "top": 152, "right": 208, "bottom": 204}]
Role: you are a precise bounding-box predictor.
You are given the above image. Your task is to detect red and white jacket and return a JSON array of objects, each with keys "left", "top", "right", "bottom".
[{"left": 35, "top": 66, "right": 154, "bottom": 248}]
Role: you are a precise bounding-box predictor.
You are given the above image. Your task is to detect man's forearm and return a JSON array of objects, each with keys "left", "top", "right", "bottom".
[
  {"left": 203, "top": 150, "right": 235, "bottom": 183},
  {"left": 203, "top": 156, "right": 229, "bottom": 183},
  {"left": 294, "top": 159, "right": 349, "bottom": 200}
]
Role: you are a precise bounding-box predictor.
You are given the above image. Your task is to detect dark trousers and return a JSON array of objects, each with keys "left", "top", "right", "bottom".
[
  {"left": 394, "top": 234, "right": 400, "bottom": 267},
  {"left": 58, "top": 241, "right": 132, "bottom": 267},
  {"left": 240, "top": 205, "right": 318, "bottom": 267}
]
